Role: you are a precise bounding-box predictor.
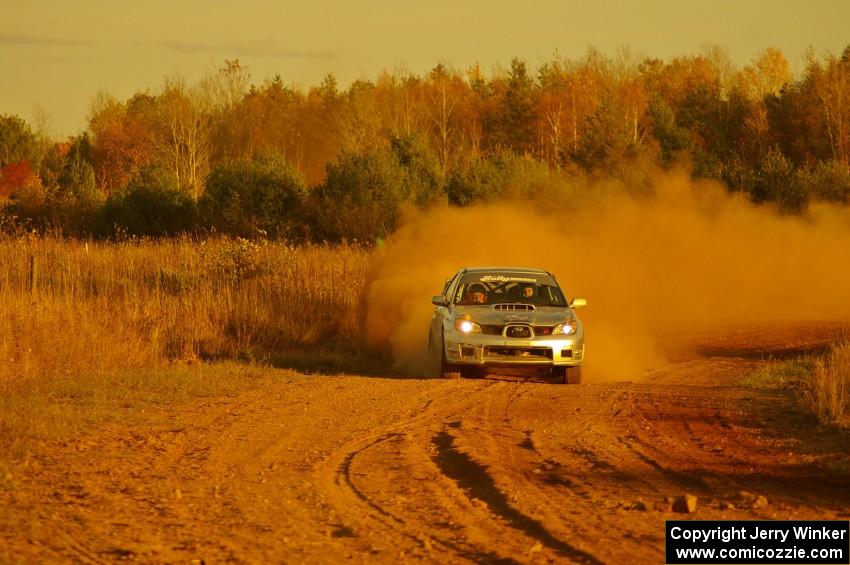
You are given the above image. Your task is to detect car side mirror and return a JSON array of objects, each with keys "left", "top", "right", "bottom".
[
  {"left": 432, "top": 296, "right": 449, "bottom": 307},
  {"left": 570, "top": 297, "right": 587, "bottom": 309}
]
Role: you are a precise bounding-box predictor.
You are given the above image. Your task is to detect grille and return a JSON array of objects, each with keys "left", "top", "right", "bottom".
[
  {"left": 493, "top": 304, "right": 536, "bottom": 312},
  {"left": 506, "top": 325, "right": 532, "bottom": 338},
  {"left": 484, "top": 346, "right": 553, "bottom": 360},
  {"left": 482, "top": 324, "right": 553, "bottom": 337}
]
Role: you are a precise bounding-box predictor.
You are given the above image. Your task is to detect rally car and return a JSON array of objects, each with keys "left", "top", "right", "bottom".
[{"left": 429, "top": 267, "right": 586, "bottom": 383}]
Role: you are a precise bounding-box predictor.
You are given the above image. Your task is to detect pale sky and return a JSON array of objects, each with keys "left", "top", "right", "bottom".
[{"left": 2, "top": 0, "right": 848, "bottom": 138}]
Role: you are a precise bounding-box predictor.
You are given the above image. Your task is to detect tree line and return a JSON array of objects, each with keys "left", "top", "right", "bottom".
[{"left": 2, "top": 45, "right": 850, "bottom": 241}]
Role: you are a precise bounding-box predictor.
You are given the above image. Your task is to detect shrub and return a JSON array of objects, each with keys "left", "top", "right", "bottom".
[
  {"left": 798, "top": 160, "right": 850, "bottom": 204},
  {"left": 389, "top": 134, "right": 443, "bottom": 205},
  {"left": 306, "top": 135, "right": 446, "bottom": 243},
  {"left": 445, "top": 151, "right": 555, "bottom": 206},
  {"left": 801, "top": 341, "right": 850, "bottom": 428},
  {"left": 753, "top": 146, "right": 807, "bottom": 213},
  {"left": 308, "top": 148, "right": 408, "bottom": 243},
  {"left": 201, "top": 153, "right": 305, "bottom": 238},
  {"left": 99, "top": 166, "right": 196, "bottom": 237}
]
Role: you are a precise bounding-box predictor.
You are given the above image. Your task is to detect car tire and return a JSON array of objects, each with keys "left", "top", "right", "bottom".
[
  {"left": 441, "top": 333, "right": 461, "bottom": 380},
  {"left": 552, "top": 366, "right": 581, "bottom": 384},
  {"left": 552, "top": 366, "right": 566, "bottom": 383}
]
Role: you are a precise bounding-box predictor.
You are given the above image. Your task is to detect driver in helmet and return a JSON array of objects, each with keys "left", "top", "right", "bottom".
[{"left": 465, "top": 283, "right": 488, "bottom": 305}]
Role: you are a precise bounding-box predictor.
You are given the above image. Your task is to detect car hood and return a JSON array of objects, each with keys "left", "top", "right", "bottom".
[{"left": 452, "top": 306, "right": 574, "bottom": 325}]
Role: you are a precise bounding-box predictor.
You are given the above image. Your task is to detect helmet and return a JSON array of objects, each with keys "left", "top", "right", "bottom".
[{"left": 467, "top": 283, "right": 486, "bottom": 294}]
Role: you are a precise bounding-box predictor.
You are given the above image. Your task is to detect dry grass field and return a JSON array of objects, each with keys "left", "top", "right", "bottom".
[{"left": 0, "top": 235, "right": 370, "bottom": 378}]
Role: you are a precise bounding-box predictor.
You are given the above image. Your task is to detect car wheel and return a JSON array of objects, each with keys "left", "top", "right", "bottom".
[
  {"left": 551, "top": 366, "right": 566, "bottom": 383},
  {"left": 427, "top": 330, "right": 440, "bottom": 376},
  {"left": 552, "top": 366, "right": 581, "bottom": 384},
  {"left": 441, "top": 333, "right": 461, "bottom": 380}
]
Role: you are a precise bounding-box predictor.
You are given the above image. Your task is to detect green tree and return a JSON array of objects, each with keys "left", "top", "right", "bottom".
[
  {"left": 573, "top": 95, "right": 641, "bottom": 171},
  {"left": 0, "top": 114, "right": 41, "bottom": 168},
  {"left": 306, "top": 136, "right": 444, "bottom": 242},
  {"left": 308, "top": 149, "right": 407, "bottom": 242},
  {"left": 796, "top": 159, "right": 850, "bottom": 204},
  {"left": 484, "top": 58, "right": 538, "bottom": 154},
  {"left": 201, "top": 153, "right": 305, "bottom": 237},
  {"left": 57, "top": 136, "right": 99, "bottom": 206},
  {"left": 99, "top": 165, "right": 195, "bottom": 237},
  {"left": 389, "top": 134, "right": 443, "bottom": 205},
  {"left": 445, "top": 151, "right": 552, "bottom": 205},
  {"left": 766, "top": 80, "right": 830, "bottom": 165},
  {"left": 648, "top": 97, "right": 692, "bottom": 164},
  {"left": 754, "top": 146, "right": 807, "bottom": 212}
]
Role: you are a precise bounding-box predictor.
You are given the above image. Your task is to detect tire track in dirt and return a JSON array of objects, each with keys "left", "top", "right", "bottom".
[
  {"left": 434, "top": 382, "right": 629, "bottom": 561},
  {"left": 495, "top": 384, "right": 668, "bottom": 558},
  {"left": 337, "top": 432, "right": 407, "bottom": 521},
  {"left": 432, "top": 427, "right": 602, "bottom": 564},
  {"left": 325, "top": 380, "right": 591, "bottom": 562},
  {"left": 340, "top": 432, "right": 521, "bottom": 563},
  {"left": 626, "top": 382, "right": 761, "bottom": 498},
  {"left": 617, "top": 433, "right": 710, "bottom": 491},
  {"left": 316, "top": 381, "right": 524, "bottom": 562},
  {"left": 5, "top": 323, "right": 850, "bottom": 563}
]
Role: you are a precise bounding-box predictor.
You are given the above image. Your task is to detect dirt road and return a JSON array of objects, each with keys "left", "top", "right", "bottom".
[{"left": 2, "top": 324, "right": 850, "bottom": 563}]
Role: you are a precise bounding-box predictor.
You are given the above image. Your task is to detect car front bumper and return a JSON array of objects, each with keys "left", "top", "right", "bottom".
[{"left": 444, "top": 331, "right": 584, "bottom": 367}]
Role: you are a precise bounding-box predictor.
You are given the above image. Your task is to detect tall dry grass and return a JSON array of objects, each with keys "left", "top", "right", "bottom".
[
  {"left": 0, "top": 235, "right": 370, "bottom": 381},
  {"left": 802, "top": 340, "right": 850, "bottom": 428}
]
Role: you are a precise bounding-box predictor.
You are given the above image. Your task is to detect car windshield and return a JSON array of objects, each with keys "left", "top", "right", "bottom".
[{"left": 453, "top": 273, "right": 567, "bottom": 307}]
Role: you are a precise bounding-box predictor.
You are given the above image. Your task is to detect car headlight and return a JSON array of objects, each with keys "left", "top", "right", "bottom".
[
  {"left": 553, "top": 320, "right": 577, "bottom": 336},
  {"left": 454, "top": 319, "right": 482, "bottom": 334}
]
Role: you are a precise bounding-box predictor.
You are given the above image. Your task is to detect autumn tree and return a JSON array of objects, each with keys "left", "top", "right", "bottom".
[
  {"left": 339, "top": 80, "right": 383, "bottom": 154},
  {"left": 0, "top": 115, "right": 43, "bottom": 199},
  {"left": 0, "top": 160, "right": 40, "bottom": 200},
  {"left": 374, "top": 70, "right": 425, "bottom": 139},
  {"left": 150, "top": 77, "right": 212, "bottom": 199},
  {"left": 731, "top": 48, "right": 792, "bottom": 159},
  {"left": 537, "top": 57, "right": 571, "bottom": 166},
  {"left": 419, "top": 65, "right": 470, "bottom": 173},
  {"left": 765, "top": 78, "right": 829, "bottom": 166},
  {"left": 238, "top": 77, "right": 307, "bottom": 171},
  {"left": 806, "top": 49, "right": 850, "bottom": 166},
  {"left": 299, "top": 74, "right": 346, "bottom": 184},
  {"left": 202, "top": 59, "right": 252, "bottom": 162},
  {"left": 88, "top": 92, "right": 155, "bottom": 193}
]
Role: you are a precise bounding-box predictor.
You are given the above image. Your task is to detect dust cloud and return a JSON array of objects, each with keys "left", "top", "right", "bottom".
[{"left": 363, "top": 170, "right": 850, "bottom": 380}]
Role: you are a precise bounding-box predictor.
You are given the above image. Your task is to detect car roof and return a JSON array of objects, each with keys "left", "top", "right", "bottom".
[{"left": 460, "top": 266, "right": 551, "bottom": 276}]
